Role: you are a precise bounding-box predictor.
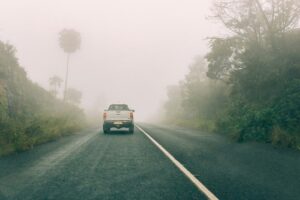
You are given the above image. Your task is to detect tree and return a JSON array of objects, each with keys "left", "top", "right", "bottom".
[
  {"left": 181, "top": 56, "right": 228, "bottom": 121},
  {"left": 206, "top": 37, "right": 243, "bottom": 81},
  {"left": 206, "top": 0, "right": 300, "bottom": 145},
  {"left": 164, "top": 84, "right": 184, "bottom": 121},
  {"left": 65, "top": 88, "right": 82, "bottom": 105},
  {"left": 212, "top": 0, "right": 300, "bottom": 45},
  {"left": 207, "top": 0, "right": 300, "bottom": 80},
  {"left": 58, "top": 29, "right": 81, "bottom": 101},
  {"left": 182, "top": 56, "right": 208, "bottom": 115},
  {"left": 49, "top": 75, "right": 63, "bottom": 98}
]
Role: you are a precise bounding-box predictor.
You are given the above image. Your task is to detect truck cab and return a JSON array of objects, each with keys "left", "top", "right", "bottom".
[{"left": 103, "top": 104, "right": 134, "bottom": 134}]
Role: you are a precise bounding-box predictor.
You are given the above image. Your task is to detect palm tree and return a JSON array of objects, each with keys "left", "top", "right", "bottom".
[
  {"left": 58, "top": 29, "right": 81, "bottom": 101},
  {"left": 49, "top": 75, "right": 63, "bottom": 97}
]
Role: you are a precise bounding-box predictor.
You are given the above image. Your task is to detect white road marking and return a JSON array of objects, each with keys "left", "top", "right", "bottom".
[{"left": 135, "top": 124, "right": 219, "bottom": 200}]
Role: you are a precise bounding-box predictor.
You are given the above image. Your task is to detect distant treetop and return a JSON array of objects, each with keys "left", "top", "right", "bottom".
[{"left": 59, "top": 29, "right": 81, "bottom": 54}]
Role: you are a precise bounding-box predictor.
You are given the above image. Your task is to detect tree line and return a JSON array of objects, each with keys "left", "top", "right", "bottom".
[{"left": 164, "top": 0, "right": 300, "bottom": 148}]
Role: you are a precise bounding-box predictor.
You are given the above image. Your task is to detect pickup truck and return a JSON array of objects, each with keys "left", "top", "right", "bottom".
[{"left": 103, "top": 104, "right": 134, "bottom": 134}]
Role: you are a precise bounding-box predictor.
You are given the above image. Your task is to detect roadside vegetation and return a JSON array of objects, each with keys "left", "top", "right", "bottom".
[
  {"left": 0, "top": 40, "right": 86, "bottom": 156},
  {"left": 164, "top": 0, "right": 300, "bottom": 149}
]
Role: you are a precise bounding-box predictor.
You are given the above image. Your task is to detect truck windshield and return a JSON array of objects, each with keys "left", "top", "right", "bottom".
[{"left": 108, "top": 104, "right": 129, "bottom": 111}]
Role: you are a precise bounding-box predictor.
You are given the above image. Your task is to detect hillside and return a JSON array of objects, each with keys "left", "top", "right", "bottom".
[{"left": 0, "top": 41, "right": 86, "bottom": 156}]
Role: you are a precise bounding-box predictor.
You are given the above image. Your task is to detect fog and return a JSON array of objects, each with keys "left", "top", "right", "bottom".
[{"left": 0, "top": 0, "right": 220, "bottom": 121}]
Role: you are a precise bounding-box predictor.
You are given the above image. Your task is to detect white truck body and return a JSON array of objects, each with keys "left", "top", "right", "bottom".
[
  {"left": 102, "top": 104, "right": 134, "bottom": 134},
  {"left": 105, "top": 110, "right": 132, "bottom": 121}
]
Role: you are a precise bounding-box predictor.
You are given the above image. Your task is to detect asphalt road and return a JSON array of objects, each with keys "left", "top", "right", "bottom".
[
  {"left": 138, "top": 123, "right": 300, "bottom": 200},
  {"left": 0, "top": 124, "right": 300, "bottom": 200},
  {"left": 0, "top": 128, "right": 204, "bottom": 200}
]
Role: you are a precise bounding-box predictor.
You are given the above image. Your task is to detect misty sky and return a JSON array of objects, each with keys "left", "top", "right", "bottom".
[{"left": 0, "top": 0, "right": 221, "bottom": 120}]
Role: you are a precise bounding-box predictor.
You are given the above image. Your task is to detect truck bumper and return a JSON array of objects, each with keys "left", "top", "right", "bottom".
[{"left": 103, "top": 120, "right": 134, "bottom": 129}]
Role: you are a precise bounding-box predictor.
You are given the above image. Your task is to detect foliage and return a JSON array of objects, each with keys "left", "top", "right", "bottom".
[
  {"left": 164, "top": 56, "right": 228, "bottom": 132},
  {"left": 65, "top": 88, "right": 82, "bottom": 105},
  {"left": 164, "top": 0, "right": 300, "bottom": 149},
  {"left": 210, "top": 0, "right": 300, "bottom": 147},
  {"left": 0, "top": 41, "right": 86, "bottom": 156}
]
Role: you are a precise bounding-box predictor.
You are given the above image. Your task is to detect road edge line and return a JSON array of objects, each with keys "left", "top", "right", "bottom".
[{"left": 135, "top": 124, "right": 219, "bottom": 200}]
